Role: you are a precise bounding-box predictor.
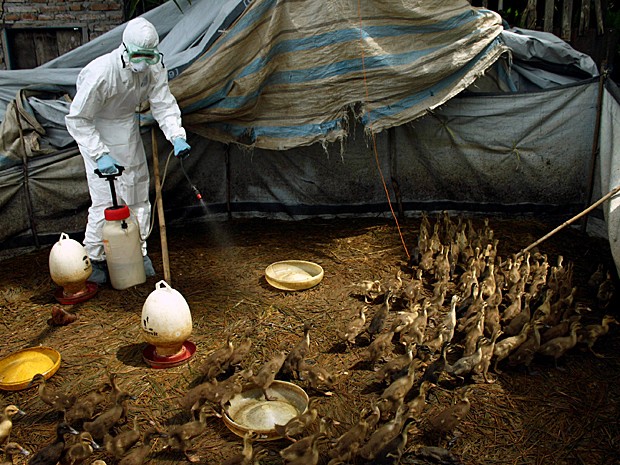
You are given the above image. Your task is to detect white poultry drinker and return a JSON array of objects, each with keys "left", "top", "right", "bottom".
[
  {"left": 49, "top": 232, "right": 98, "bottom": 304},
  {"left": 141, "top": 280, "right": 195, "bottom": 368}
]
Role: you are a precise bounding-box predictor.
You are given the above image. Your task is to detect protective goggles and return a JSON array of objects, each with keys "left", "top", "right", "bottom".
[{"left": 124, "top": 43, "right": 161, "bottom": 65}]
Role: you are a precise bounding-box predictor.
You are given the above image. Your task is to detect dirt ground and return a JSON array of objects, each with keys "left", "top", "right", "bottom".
[{"left": 0, "top": 215, "right": 619, "bottom": 465}]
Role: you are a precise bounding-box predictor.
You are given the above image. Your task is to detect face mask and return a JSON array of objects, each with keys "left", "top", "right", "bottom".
[{"left": 129, "top": 61, "right": 149, "bottom": 73}]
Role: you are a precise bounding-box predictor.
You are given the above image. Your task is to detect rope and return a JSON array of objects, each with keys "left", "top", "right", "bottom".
[{"left": 356, "top": 0, "right": 410, "bottom": 260}]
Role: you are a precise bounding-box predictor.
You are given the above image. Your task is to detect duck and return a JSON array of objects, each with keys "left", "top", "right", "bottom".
[
  {"left": 166, "top": 406, "right": 210, "bottom": 462},
  {"left": 472, "top": 329, "right": 502, "bottom": 383},
  {"left": 59, "top": 431, "right": 99, "bottom": 465},
  {"left": 508, "top": 320, "right": 542, "bottom": 373},
  {"left": 367, "top": 298, "right": 391, "bottom": 340},
  {"left": 587, "top": 263, "right": 606, "bottom": 292},
  {"left": 426, "top": 386, "right": 472, "bottom": 436},
  {"left": 104, "top": 416, "right": 141, "bottom": 459},
  {"left": 379, "top": 360, "right": 422, "bottom": 417},
  {"left": 358, "top": 406, "right": 406, "bottom": 460},
  {"left": 402, "top": 268, "right": 424, "bottom": 303},
  {"left": 198, "top": 336, "right": 235, "bottom": 381},
  {"left": 406, "top": 380, "right": 435, "bottom": 419},
  {"left": 28, "top": 374, "right": 75, "bottom": 414},
  {"left": 503, "top": 293, "right": 532, "bottom": 336},
  {"left": 250, "top": 351, "right": 286, "bottom": 401},
  {"left": 492, "top": 322, "right": 531, "bottom": 374},
  {"left": 28, "top": 422, "right": 79, "bottom": 465},
  {"left": 47, "top": 306, "right": 78, "bottom": 326},
  {"left": 274, "top": 397, "right": 319, "bottom": 441},
  {"left": 83, "top": 391, "right": 134, "bottom": 441},
  {"left": 532, "top": 289, "right": 555, "bottom": 324},
  {"left": 1, "top": 442, "right": 29, "bottom": 465},
  {"left": 362, "top": 330, "right": 395, "bottom": 369},
  {"left": 390, "top": 309, "right": 418, "bottom": 334},
  {"left": 596, "top": 271, "right": 616, "bottom": 310},
  {"left": 0, "top": 405, "right": 25, "bottom": 446},
  {"left": 279, "top": 417, "right": 331, "bottom": 464},
  {"left": 282, "top": 322, "right": 312, "bottom": 378},
  {"left": 577, "top": 314, "right": 619, "bottom": 357},
  {"left": 537, "top": 320, "right": 582, "bottom": 369},
  {"left": 328, "top": 407, "right": 377, "bottom": 464},
  {"left": 540, "top": 314, "right": 581, "bottom": 344},
  {"left": 376, "top": 344, "right": 415, "bottom": 384},
  {"left": 420, "top": 340, "right": 449, "bottom": 385},
  {"left": 400, "top": 301, "right": 428, "bottom": 347},
  {"left": 373, "top": 416, "right": 417, "bottom": 464},
  {"left": 118, "top": 428, "right": 167, "bottom": 465},
  {"left": 501, "top": 290, "right": 523, "bottom": 323},
  {"left": 338, "top": 306, "right": 366, "bottom": 346},
  {"left": 462, "top": 309, "right": 485, "bottom": 356},
  {"left": 445, "top": 336, "right": 484, "bottom": 382},
  {"left": 222, "top": 431, "right": 262, "bottom": 465},
  {"left": 298, "top": 361, "right": 335, "bottom": 395},
  {"left": 229, "top": 336, "right": 253, "bottom": 368},
  {"left": 64, "top": 384, "right": 110, "bottom": 425}
]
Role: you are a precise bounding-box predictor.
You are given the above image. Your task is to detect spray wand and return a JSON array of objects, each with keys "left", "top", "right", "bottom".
[{"left": 179, "top": 157, "right": 202, "bottom": 201}]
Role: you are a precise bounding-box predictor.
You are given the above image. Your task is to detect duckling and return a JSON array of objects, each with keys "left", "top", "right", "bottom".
[
  {"left": 426, "top": 386, "right": 472, "bottom": 436},
  {"left": 373, "top": 416, "right": 417, "bottom": 464},
  {"left": 596, "top": 271, "right": 616, "bottom": 310},
  {"left": 587, "top": 264, "right": 606, "bottom": 292},
  {"left": 65, "top": 384, "right": 110, "bottom": 425},
  {"left": 338, "top": 306, "right": 366, "bottom": 347},
  {"left": 166, "top": 406, "right": 210, "bottom": 462},
  {"left": 28, "top": 374, "right": 75, "bottom": 414},
  {"left": 47, "top": 306, "right": 78, "bottom": 326},
  {"left": 367, "top": 298, "right": 391, "bottom": 339},
  {"left": 104, "top": 416, "right": 141, "bottom": 459},
  {"left": 229, "top": 336, "right": 253, "bottom": 368},
  {"left": 118, "top": 428, "right": 166, "bottom": 465},
  {"left": 279, "top": 417, "right": 331, "bottom": 464},
  {"left": 83, "top": 391, "right": 134, "bottom": 441},
  {"left": 0, "top": 406, "right": 25, "bottom": 446},
  {"left": 328, "top": 407, "right": 377, "bottom": 464},
  {"left": 352, "top": 279, "right": 385, "bottom": 303},
  {"left": 406, "top": 380, "right": 435, "bottom": 419},
  {"left": 472, "top": 329, "right": 502, "bottom": 383},
  {"left": 199, "top": 336, "right": 235, "bottom": 381},
  {"left": 362, "top": 330, "right": 395, "bottom": 369},
  {"left": 28, "top": 422, "right": 79, "bottom": 465},
  {"left": 282, "top": 323, "right": 312, "bottom": 378},
  {"left": 445, "top": 336, "right": 484, "bottom": 382},
  {"left": 250, "top": 351, "right": 286, "bottom": 401},
  {"left": 376, "top": 344, "right": 415, "bottom": 384},
  {"left": 577, "top": 314, "right": 619, "bottom": 357},
  {"left": 274, "top": 397, "right": 319, "bottom": 441},
  {"left": 358, "top": 406, "right": 406, "bottom": 460},
  {"left": 537, "top": 320, "right": 582, "bottom": 369},
  {"left": 390, "top": 309, "right": 418, "bottom": 334},
  {"left": 298, "top": 361, "right": 335, "bottom": 395},
  {"left": 222, "top": 431, "right": 260, "bottom": 465},
  {"left": 59, "top": 431, "right": 99, "bottom": 465},
  {"left": 1, "top": 442, "right": 29, "bottom": 465},
  {"left": 379, "top": 359, "right": 422, "bottom": 416},
  {"left": 508, "top": 320, "right": 542, "bottom": 373},
  {"left": 402, "top": 269, "right": 424, "bottom": 303},
  {"left": 492, "top": 322, "right": 531, "bottom": 374},
  {"left": 421, "top": 340, "right": 449, "bottom": 385},
  {"left": 400, "top": 301, "right": 428, "bottom": 347}
]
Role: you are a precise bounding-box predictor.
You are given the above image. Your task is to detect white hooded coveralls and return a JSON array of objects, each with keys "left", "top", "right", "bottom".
[{"left": 65, "top": 18, "right": 185, "bottom": 261}]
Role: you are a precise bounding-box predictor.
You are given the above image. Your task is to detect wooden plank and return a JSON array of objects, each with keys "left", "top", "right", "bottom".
[
  {"left": 544, "top": 0, "right": 554, "bottom": 32},
  {"left": 56, "top": 29, "right": 82, "bottom": 56},
  {"left": 33, "top": 30, "right": 58, "bottom": 67},
  {"left": 594, "top": 0, "right": 604, "bottom": 34},
  {"left": 10, "top": 31, "right": 37, "bottom": 69},
  {"left": 562, "top": 0, "right": 574, "bottom": 41},
  {"left": 579, "top": 0, "right": 591, "bottom": 35},
  {"left": 521, "top": 0, "right": 538, "bottom": 29}
]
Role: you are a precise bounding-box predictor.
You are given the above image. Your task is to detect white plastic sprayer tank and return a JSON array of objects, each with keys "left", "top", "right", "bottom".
[
  {"left": 49, "top": 232, "right": 92, "bottom": 295},
  {"left": 103, "top": 205, "right": 146, "bottom": 290},
  {"left": 141, "top": 280, "right": 193, "bottom": 357}
]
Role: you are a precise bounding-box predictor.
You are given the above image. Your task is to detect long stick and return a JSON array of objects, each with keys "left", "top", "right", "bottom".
[
  {"left": 517, "top": 184, "right": 620, "bottom": 258},
  {"left": 151, "top": 127, "right": 171, "bottom": 285}
]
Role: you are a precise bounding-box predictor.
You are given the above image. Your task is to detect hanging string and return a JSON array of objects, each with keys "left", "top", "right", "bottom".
[{"left": 356, "top": 0, "right": 410, "bottom": 260}]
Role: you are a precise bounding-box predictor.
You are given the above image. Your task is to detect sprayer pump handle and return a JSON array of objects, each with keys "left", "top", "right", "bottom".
[{"left": 94, "top": 164, "right": 125, "bottom": 179}]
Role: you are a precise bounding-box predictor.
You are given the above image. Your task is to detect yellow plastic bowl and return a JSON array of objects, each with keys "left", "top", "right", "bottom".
[
  {"left": 265, "top": 260, "right": 324, "bottom": 291},
  {"left": 0, "top": 346, "right": 61, "bottom": 391}
]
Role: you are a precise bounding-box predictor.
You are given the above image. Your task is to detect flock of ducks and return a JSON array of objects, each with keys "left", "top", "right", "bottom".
[{"left": 1, "top": 212, "right": 618, "bottom": 464}]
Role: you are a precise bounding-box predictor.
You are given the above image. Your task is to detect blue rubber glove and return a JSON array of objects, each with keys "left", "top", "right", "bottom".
[
  {"left": 173, "top": 138, "right": 191, "bottom": 160},
  {"left": 96, "top": 153, "right": 120, "bottom": 175}
]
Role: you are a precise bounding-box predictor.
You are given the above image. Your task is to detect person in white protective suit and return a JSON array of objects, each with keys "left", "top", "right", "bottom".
[{"left": 65, "top": 17, "right": 191, "bottom": 285}]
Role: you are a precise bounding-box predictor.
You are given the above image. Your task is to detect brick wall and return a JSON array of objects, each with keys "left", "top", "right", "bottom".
[{"left": 0, "top": 1, "right": 126, "bottom": 69}]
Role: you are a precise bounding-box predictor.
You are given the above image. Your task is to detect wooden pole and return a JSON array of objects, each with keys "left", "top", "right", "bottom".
[
  {"left": 544, "top": 0, "right": 554, "bottom": 32},
  {"left": 151, "top": 127, "right": 171, "bottom": 285},
  {"left": 517, "top": 184, "right": 620, "bottom": 258}
]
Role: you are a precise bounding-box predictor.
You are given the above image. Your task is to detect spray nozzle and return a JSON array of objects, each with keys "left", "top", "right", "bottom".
[
  {"left": 179, "top": 157, "right": 203, "bottom": 203},
  {"left": 191, "top": 185, "right": 202, "bottom": 200}
]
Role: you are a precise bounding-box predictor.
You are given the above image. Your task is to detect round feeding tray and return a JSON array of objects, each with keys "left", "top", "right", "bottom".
[
  {"left": 142, "top": 340, "right": 196, "bottom": 369},
  {"left": 0, "top": 346, "right": 61, "bottom": 391},
  {"left": 265, "top": 260, "right": 324, "bottom": 291},
  {"left": 223, "top": 381, "right": 309, "bottom": 441},
  {"left": 53, "top": 281, "right": 98, "bottom": 305}
]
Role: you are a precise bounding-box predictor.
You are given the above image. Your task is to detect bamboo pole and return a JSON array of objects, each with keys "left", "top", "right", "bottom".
[
  {"left": 151, "top": 127, "right": 171, "bottom": 285},
  {"left": 516, "top": 184, "right": 620, "bottom": 258}
]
